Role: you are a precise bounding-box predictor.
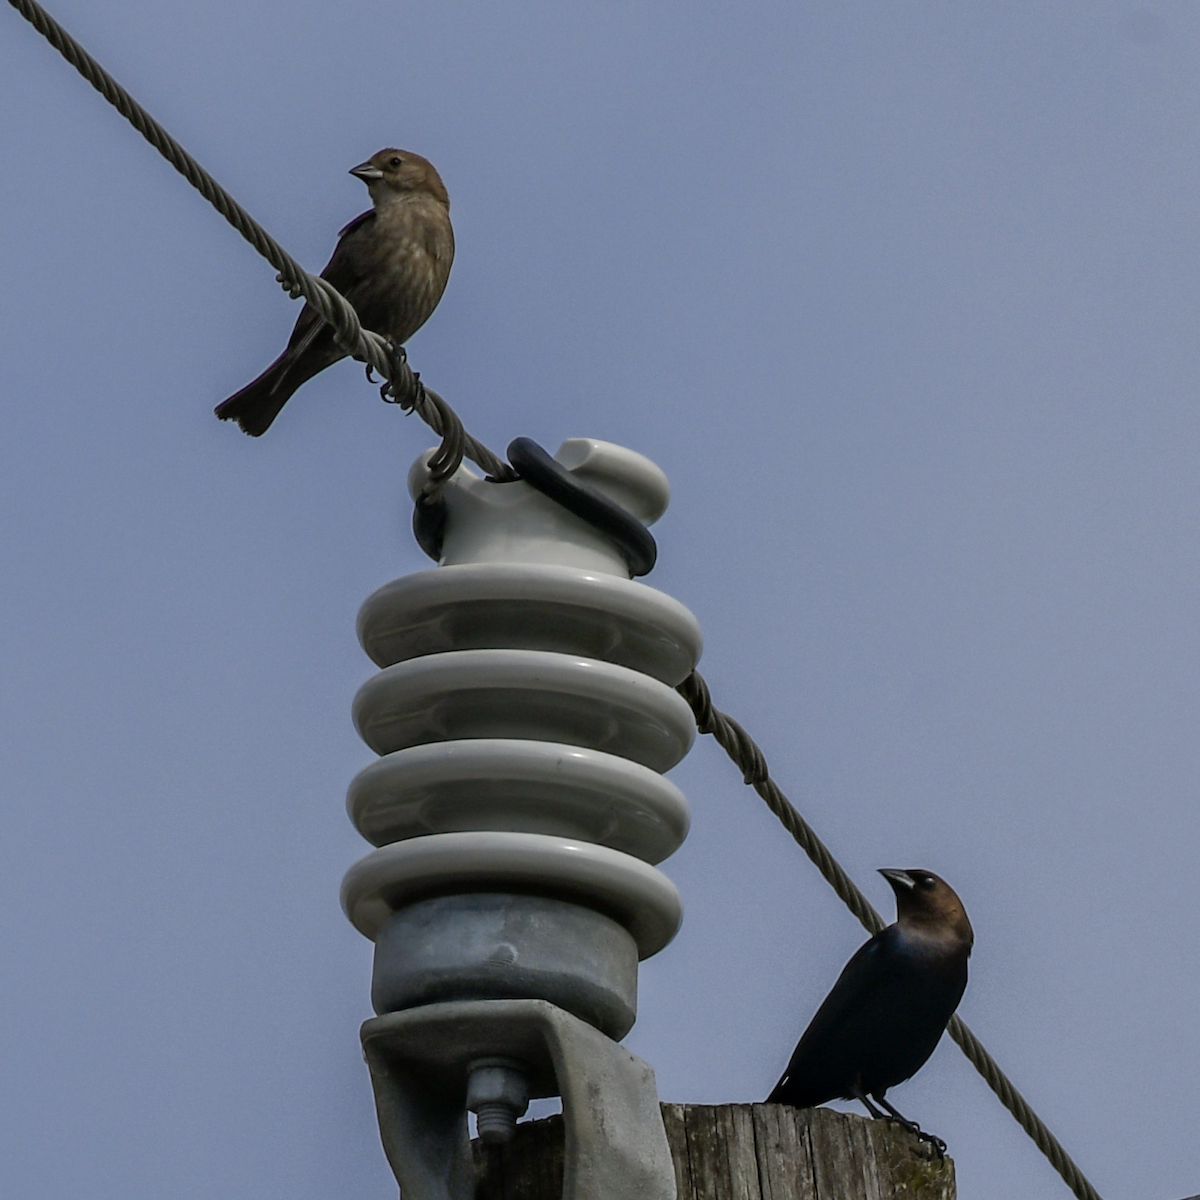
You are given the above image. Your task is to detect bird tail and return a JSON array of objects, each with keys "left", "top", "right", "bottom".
[
  {"left": 214, "top": 357, "right": 297, "bottom": 437},
  {"left": 766, "top": 1073, "right": 822, "bottom": 1107}
]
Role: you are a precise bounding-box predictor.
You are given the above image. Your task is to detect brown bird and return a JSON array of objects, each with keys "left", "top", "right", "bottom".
[
  {"left": 768, "top": 869, "right": 973, "bottom": 1153},
  {"left": 216, "top": 148, "right": 454, "bottom": 436}
]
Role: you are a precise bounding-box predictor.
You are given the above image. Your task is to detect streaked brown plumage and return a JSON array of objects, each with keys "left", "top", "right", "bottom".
[{"left": 216, "top": 148, "right": 454, "bottom": 436}]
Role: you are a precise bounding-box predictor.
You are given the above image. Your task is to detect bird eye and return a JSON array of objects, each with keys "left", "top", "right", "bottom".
[{"left": 388, "top": 156, "right": 403, "bottom": 168}]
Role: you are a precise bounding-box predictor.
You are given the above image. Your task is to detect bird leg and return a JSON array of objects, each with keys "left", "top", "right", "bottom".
[
  {"left": 871, "top": 1094, "right": 947, "bottom": 1158},
  {"left": 849, "top": 1085, "right": 889, "bottom": 1121}
]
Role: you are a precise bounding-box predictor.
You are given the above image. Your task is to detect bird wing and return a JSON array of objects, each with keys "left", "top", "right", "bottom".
[
  {"left": 769, "top": 930, "right": 898, "bottom": 1103},
  {"left": 337, "top": 209, "right": 375, "bottom": 241},
  {"left": 213, "top": 210, "right": 384, "bottom": 432},
  {"left": 281, "top": 211, "right": 380, "bottom": 355}
]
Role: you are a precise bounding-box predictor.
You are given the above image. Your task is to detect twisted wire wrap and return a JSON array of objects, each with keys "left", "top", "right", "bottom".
[
  {"left": 678, "top": 670, "right": 1103, "bottom": 1200},
  {"left": 6, "top": 1, "right": 1104, "bottom": 1194},
  {"left": 5, "top": 0, "right": 517, "bottom": 488}
]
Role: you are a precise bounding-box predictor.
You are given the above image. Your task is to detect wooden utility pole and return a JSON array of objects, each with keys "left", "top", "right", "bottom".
[{"left": 476, "top": 1103, "right": 955, "bottom": 1199}]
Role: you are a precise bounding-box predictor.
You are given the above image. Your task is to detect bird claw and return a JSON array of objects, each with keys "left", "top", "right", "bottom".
[
  {"left": 873, "top": 1113, "right": 945, "bottom": 1161},
  {"left": 887, "top": 1118, "right": 946, "bottom": 1159},
  {"left": 916, "top": 1129, "right": 947, "bottom": 1159}
]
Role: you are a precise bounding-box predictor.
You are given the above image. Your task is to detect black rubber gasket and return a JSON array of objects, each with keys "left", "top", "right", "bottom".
[
  {"left": 412, "top": 490, "right": 449, "bottom": 563},
  {"left": 506, "top": 437, "right": 657, "bottom": 577},
  {"left": 411, "top": 438, "right": 657, "bottom": 577}
]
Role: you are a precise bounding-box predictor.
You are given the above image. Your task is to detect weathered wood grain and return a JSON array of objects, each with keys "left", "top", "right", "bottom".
[
  {"left": 474, "top": 1103, "right": 955, "bottom": 1199},
  {"left": 750, "top": 1104, "right": 818, "bottom": 1200}
]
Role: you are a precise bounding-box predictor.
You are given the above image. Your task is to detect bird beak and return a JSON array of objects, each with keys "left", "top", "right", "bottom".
[
  {"left": 349, "top": 161, "right": 384, "bottom": 182},
  {"left": 879, "top": 868, "right": 916, "bottom": 891}
]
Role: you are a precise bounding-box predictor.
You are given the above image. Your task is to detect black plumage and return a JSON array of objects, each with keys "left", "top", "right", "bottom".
[{"left": 768, "top": 869, "right": 973, "bottom": 1152}]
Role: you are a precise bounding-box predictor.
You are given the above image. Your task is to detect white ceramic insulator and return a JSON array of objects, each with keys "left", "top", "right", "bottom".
[
  {"left": 341, "top": 830, "right": 683, "bottom": 958},
  {"left": 416, "top": 439, "right": 670, "bottom": 577},
  {"left": 352, "top": 648, "right": 696, "bottom": 771},
  {"left": 342, "top": 439, "right": 701, "bottom": 958},
  {"left": 347, "top": 740, "right": 689, "bottom": 862},
  {"left": 357, "top": 562, "right": 702, "bottom": 685}
]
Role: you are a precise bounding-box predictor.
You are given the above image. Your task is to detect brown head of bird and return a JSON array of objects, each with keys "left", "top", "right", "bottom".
[
  {"left": 348, "top": 148, "right": 450, "bottom": 210},
  {"left": 879, "top": 868, "right": 974, "bottom": 954}
]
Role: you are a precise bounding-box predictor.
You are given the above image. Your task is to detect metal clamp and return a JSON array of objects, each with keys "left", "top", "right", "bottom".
[{"left": 361, "top": 998, "right": 676, "bottom": 1200}]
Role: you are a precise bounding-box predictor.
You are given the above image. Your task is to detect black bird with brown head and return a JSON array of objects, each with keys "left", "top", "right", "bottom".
[{"left": 768, "top": 869, "right": 973, "bottom": 1154}]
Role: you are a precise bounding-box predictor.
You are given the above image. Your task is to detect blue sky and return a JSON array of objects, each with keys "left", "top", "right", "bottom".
[{"left": 2, "top": 3, "right": 1198, "bottom": 1198}]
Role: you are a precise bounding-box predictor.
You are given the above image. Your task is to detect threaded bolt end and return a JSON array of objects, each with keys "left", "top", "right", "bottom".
[
  {"left": 466, "top": 1057, "right": 530, "bottom": 1146},
  {"left": 474, "top": 1100, "right": 519, "bottom": 1144}
]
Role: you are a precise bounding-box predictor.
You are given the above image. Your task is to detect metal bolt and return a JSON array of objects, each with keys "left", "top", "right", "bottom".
[{"left": 466, "top": 1057, "right": 531, "bottom": 1145}]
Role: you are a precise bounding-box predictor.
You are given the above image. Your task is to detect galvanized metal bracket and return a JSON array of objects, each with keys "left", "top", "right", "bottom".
[{"left": 361, "top": 998, "right": 676, "bottom": 1200}]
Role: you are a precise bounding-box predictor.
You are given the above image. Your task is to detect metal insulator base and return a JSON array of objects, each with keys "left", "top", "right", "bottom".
[{"left": 371, "top": 893, "right": 639, "bottom": 1040}]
